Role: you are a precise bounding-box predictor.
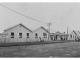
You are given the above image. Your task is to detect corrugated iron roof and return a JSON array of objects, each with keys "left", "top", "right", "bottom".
[{"left": 4, "top": 23, "right": 32, "bottom": 32}]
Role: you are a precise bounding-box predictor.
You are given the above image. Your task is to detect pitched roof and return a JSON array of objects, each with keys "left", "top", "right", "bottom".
[
  {"left": 40, "top": 26, "right": 49, "bottom": 33},
  {"left": 34, "top": 26, "right": 49, "bottom": 33},
  {"left": 4, "top": 23, "right": 32, "bottom": 32},
  {"left": 52, "top": 31, "right": 68, "bottom": 36}
]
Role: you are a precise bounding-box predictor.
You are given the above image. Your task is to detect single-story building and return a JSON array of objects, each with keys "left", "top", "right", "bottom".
[
  {"left": 32, "top": 26, "right": 50, "bottom": 42},
  {"left": 3, "top": 23, "right": 33, "bottom": 43},
  {"left": 50, "top": 32, "right": 68, "bottom": 40}
]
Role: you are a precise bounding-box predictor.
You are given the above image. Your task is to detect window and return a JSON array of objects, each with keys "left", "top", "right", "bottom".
[
  {"left": 19, "top": 33, "right": 22, "bottom": 38},
  {"left": 43, "top": 33, "right": 47, "bottom": 38},
  {"left": 73, "top": 35, "right": 74, "bottom": 38},
  {"left": 70, "top": 35, "right": 72, "bottom": 38},
  {"left": 11, "top": 32, "right": 14, "bottom": 38},
  {"left": 35, "top": 33, "right": 38, "bottom": 38},
  {"left": 27, "top": 33, "right": 29, "bottom": 38}
]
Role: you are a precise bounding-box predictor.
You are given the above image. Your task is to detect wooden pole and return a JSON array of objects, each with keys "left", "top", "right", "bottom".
[{"left": 47, "top": 22, "right": 52, "bottom": 40}]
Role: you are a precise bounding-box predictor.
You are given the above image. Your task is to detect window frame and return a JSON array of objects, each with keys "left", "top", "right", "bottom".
[
  {"left": 11, "top": 32, "right": 14, "bottom": 38},
  {"left": 19, "top": 33, "right": 22, "bottom": 38},
  {"left": 70, "top": 34, "right": 72, "bottom": 38},
  {"left": 35, "top": 33, "right": 38, "bottom": 38},
  {"left": 43, "top": 33, "right": 47, "bottom": 38},
  {"left": 27, "top": 33, "right": 29, "bottom": 38}
]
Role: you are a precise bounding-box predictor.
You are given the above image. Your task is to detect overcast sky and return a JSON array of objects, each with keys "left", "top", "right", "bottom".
[{"left": 0, "top": 3, "right": 80, "bottom": 33}]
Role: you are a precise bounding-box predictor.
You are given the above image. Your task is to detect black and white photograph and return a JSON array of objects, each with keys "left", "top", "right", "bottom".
[{"left": 0, "top": 2, "right": 80, "bottom": 58}]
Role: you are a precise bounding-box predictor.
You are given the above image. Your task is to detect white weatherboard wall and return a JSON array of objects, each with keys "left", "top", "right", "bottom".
[
  {"left": 33, "top": 27, "right": 49, "bottom": 42},
  {"left": 0, "top": 34, "right": 7, "bottom": 43},
  {"left": 3, "top": 24, "right": 33, "bottom": 43}
]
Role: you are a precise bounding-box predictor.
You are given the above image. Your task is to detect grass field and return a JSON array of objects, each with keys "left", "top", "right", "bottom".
[{"left": 0, "top": 41, "right": 80, "bottom": 57}]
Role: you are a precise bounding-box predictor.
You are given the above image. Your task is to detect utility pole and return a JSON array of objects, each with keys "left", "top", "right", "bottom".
[
  {"left": 47, "top": 22, "right": 52, "bottom": 40},
  {"left": 67, "top": 26, "right": 69, "bottom": 40},
  {"left": 67, "top": 26, "right": 68, "bottom": 34}
]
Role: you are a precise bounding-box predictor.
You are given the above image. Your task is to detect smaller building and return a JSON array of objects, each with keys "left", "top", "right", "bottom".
[
  {"left": 50, "top": 32, "right": 68, "bottom": 40},
  {"left": 33, "top": 26, "right": 50, "bottom": 42}
]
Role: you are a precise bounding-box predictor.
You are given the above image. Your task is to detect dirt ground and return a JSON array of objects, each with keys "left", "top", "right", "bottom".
[{"left": 0, "top": 42, "right": 80, "bottom": 57}]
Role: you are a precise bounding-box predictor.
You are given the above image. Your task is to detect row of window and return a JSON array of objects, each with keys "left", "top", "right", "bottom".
[
  {"left": 35, "top": 33, "right": 47, "bottom": 38},
  {"left": 11, "top": 32, "right": 47, "bottom": 38},
  {"left": 11, "top": 32, "right": 29, "bottom": 38}
]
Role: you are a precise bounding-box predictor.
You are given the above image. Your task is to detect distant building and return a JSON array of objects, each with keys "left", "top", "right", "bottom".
[
  {"left": 50, "top": 32, "right": 68, "bottom": 40},
  {"left": 33, "top": 26, "right": 50, "bottom": 42},
  {"left": 3, "top": 23, "right": 33, "bottom": 43}
]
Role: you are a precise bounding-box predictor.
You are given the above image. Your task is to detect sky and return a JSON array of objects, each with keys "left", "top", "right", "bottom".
[{"left": 0, "top": 3, "right": 80, "bottom": 33}]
